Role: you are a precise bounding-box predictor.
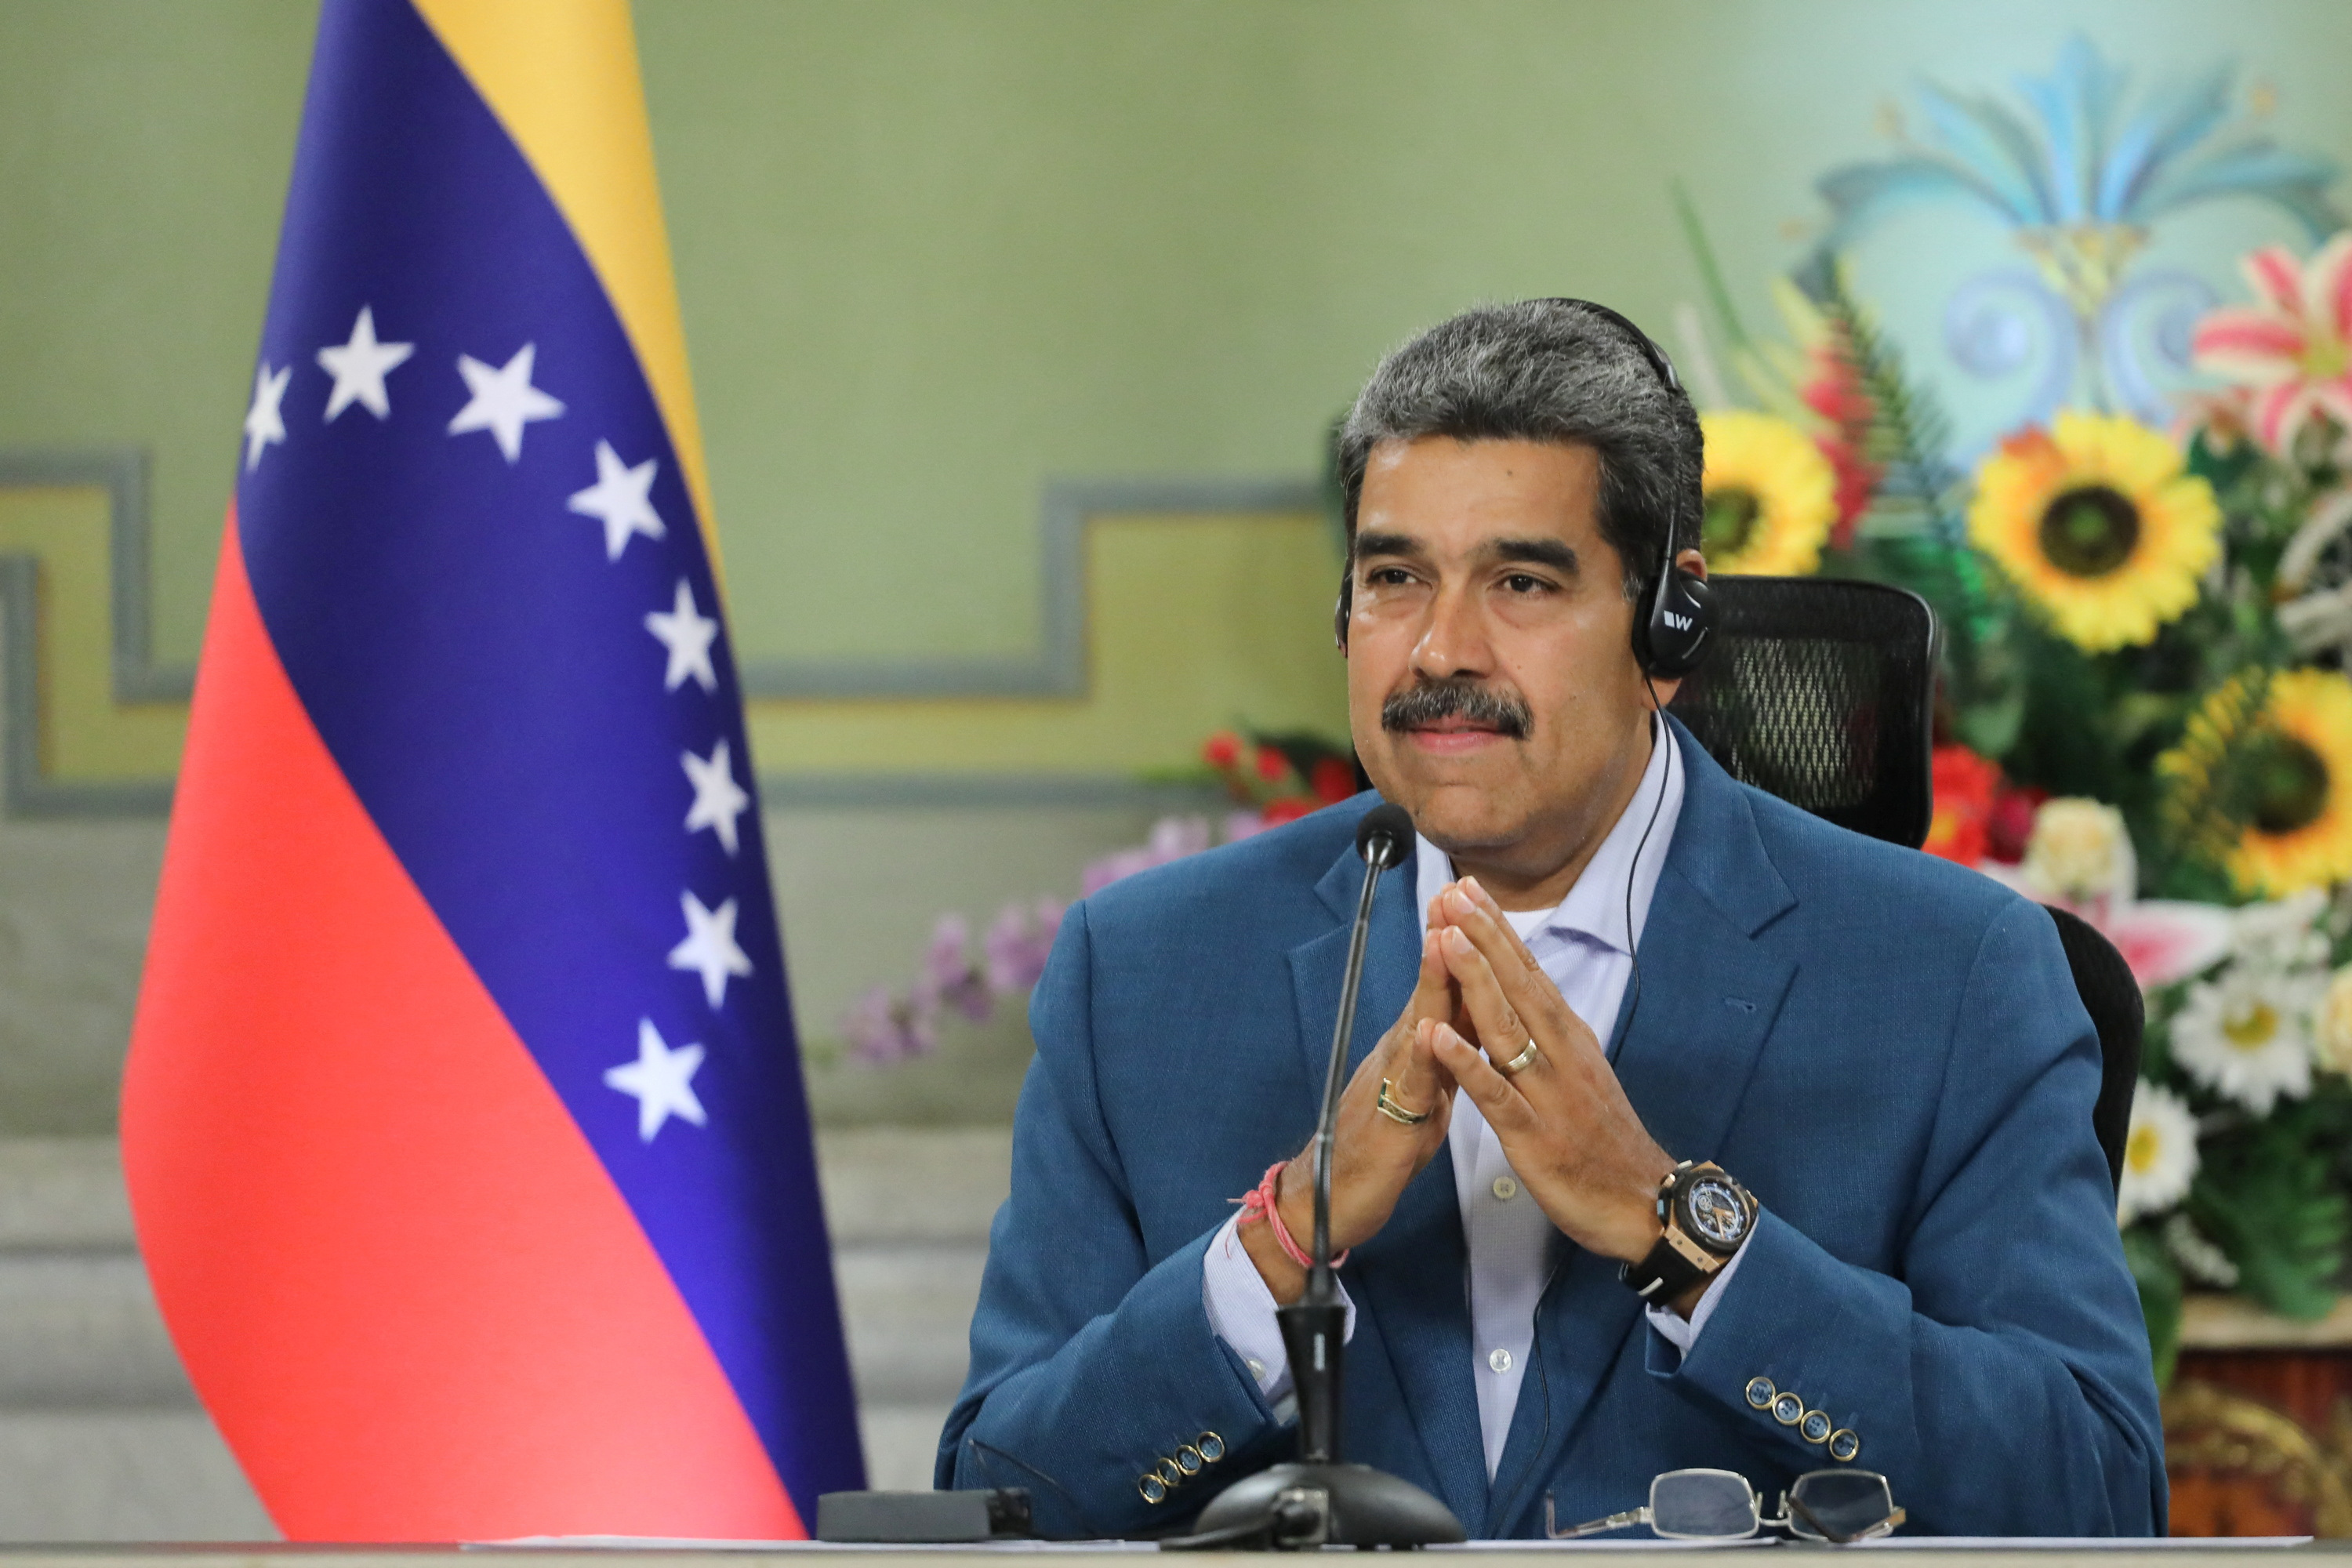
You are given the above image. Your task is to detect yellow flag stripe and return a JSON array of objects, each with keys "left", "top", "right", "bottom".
[{"left": 407, "top": 0, "right": 721, "bottom": 572}]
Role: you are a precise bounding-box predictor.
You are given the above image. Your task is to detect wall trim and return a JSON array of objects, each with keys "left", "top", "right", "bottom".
[
  {"left": 0, "top": 557, "right": 176, "bottom": 818},
  {"left": 0, "top": 448, "right": 193, "bottom": 703},
  {"left": 0, "top": 458, "right": 1323, "bottom": 815},
  {"left": 756, "top": 772, "right": 1229, "bottom": 811},
  {"left": 735, "top": 476, "right": 1325, "bottom": 698}
]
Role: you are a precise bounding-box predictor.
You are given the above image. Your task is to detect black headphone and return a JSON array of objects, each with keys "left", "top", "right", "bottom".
[{"left": 1333, "top": 298, "right": 1712, "bottom": 680}]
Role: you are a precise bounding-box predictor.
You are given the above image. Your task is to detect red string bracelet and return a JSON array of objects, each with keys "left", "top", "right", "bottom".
[{"left": 1234, "top": 1160, "right": 1348, "bottom": 1270}]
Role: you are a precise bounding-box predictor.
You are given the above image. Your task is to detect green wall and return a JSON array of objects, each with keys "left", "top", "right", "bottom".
[{"left": 5, "top": 0, "right": 2352, "bottom": 777}]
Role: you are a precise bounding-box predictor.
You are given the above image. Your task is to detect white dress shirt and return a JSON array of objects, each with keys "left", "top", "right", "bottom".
[{"left": 1202, "top": 719, "right": 1746, "bottom": 1479}]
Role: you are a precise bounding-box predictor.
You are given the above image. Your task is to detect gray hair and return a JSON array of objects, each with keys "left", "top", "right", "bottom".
[{"left": 1336, "top": 299, "right": 1704, "bottom": 599}]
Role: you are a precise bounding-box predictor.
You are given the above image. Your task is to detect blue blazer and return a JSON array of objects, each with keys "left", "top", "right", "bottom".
[{"left": 939, "top": 720, "right": 2165, "bottom": 1537}]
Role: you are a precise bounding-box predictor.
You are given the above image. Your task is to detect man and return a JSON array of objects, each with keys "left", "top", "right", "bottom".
[{"left": 938, "top": 300, "right": 2165, "bottom": 1537}]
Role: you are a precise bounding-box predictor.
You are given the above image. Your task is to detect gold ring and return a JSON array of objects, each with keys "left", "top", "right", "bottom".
[
  {"left": 1375, "top": 1077, "right": 1432, "bottom": 1125},
  {"left": 1498, "top": 1039, "right": 1541, "bottom": 1076}
]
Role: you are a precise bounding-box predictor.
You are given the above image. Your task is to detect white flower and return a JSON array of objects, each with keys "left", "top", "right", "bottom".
[
  {"left": 2318, "top": 965, "right": 2352, "bottom": 1075},
  {"left": 2161, "top": 1212, "right": 2238, "bottom": 1288},
  {"left": 2230, "top": 889, "right": 2331, "bottom": 973},
  {"left": 2172, "top": 965, "right": 2321, "bottom": 1115},
  {"left": 2118, "top": 1080, "right": 2201, "bottom": 1225},
  {"left": 2021, "top": 797, "right": 2136, "bottom": 904}
]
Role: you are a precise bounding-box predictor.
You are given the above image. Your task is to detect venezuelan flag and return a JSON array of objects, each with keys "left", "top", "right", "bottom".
[{"left": 122, "top": 0, "right": 861, "bottom": 1540}]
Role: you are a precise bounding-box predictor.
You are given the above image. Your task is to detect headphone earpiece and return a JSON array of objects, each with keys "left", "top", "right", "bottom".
[{"left": 1634, "top": 546, "right": 1712, "bottom": 678}]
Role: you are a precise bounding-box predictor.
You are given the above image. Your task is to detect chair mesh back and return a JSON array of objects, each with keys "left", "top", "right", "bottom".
[{"left": 1667, "top": 577, "right": 1937, "bottom": 849}]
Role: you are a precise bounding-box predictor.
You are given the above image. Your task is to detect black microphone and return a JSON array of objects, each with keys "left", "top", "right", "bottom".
[
  {"left": 1176, "top": 800, "right": 1462, "bottom": 1551},
  {"left": 1288, "top": 803, "right": 1414, "bottom": 1456}
]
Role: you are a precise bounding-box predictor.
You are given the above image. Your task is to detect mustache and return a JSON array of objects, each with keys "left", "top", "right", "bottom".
[{"left": 1380, "top": 680, "right": 1533, "bottom": 739}]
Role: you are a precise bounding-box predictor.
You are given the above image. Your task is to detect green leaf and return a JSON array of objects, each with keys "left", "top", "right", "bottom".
[
  {"left": 2122, "top": 1226, "right": 2183, "bottom": 1388},
  {"left": 2190, "top": 1116, "right": 2350, "bottom": 1322}
]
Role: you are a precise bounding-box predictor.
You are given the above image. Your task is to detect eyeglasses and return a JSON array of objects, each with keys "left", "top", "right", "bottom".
[{"left": 1545, "top": 1467, "right": 1907, "bottom": 1544}]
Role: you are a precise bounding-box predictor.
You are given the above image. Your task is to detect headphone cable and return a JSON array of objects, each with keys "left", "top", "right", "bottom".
[{"left": 1620, "top": 682, "right": 1673, "bottom": 1046}]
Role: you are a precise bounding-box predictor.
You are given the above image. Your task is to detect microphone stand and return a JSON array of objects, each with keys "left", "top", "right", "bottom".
[{"left": 1178, "top": 805, "right": 1465, "bottom": 1551}]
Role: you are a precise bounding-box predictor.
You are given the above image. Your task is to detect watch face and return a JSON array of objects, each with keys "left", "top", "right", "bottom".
[{"left": 1682, "top": 1177, "right": 1751, "bottom": 1250}]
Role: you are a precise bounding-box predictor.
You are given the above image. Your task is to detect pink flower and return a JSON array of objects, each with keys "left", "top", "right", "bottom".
[
  {"left": 2191, "top": 234, "right": 2352, "bottom": 454},
  {"left": 1222, "top": 811, "right": 1271, "bottom": 844},
  {"left": 1081, "top": 816, "right": 1214, "bottom": 895},
  {"left": 2100, "top": 902, "right": 2234, "bottom": 990},
  {"left": 916, "top": 914, "right": 993, "bottom": 1023},
  {"left": 841, "top": 985, "right": 936, "bottom": 1065},
  {"left": 1972, "top": 862, "right": 2232, "bottom": 990},
  {"left": 984, "top": 899, "right": 1063, "bottom": 994}
]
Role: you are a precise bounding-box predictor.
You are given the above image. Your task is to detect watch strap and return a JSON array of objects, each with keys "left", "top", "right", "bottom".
[{"left": 1621, "top": 1228, "right": 1715, "bottom": 1303}]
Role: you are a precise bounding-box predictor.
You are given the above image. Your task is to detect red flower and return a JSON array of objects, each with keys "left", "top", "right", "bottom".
[
  {"left": 1924, "top": 745, "right": 2002, "bottom": 865},
  {"left": 1984, "top": 785, "right": 2049, "bottom": 866},
  {"left": 1261, "top": 797, "right": 1315, "bottom": 826},
  {"left": 1202, "top": 730, "right": 1243, "bottom": 771},
  {"left": 1799, "top": 340, "right": 1881, "bottom": 549},
  {"left": 1254, "top": 745, "right": 1290, "bottom": 783},
  {"left": 1310, "top": 756, "right": 1358, "bottom": 804},
  {"left": 1816, "top": 437, "right": 1881, "bottom": 550}
]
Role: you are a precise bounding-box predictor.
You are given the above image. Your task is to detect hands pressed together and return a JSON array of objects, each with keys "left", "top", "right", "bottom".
[{"left": 1240, "top": 877, "right": 1682, "bottom": 1309}]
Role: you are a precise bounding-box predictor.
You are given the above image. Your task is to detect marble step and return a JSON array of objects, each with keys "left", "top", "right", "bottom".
[
  {"left": 0, "top": 1129, "right": 1008, "bottom": 1412},
  {"left": 0, "top": 1127, "right": 1009, "bottom": 1538}
]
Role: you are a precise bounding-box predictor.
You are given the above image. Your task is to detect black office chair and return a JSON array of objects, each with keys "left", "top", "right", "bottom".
[{"left": 1668, "top": 575, "right": 2138, "bottom": 1190}]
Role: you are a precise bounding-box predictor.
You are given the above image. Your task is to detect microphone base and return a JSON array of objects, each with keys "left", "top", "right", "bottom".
[{"left": 1185, "top": 1461, "right": 1465, "bottom": 1550}]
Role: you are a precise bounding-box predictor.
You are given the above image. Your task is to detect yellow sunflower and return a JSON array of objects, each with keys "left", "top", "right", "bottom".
[
  {"left": 1699, "top": 411, "right": 1838, "bottom": 575},
  {"left": 2222, "top": 670, "right": 2352, "bottom": 897},
  {"left": 1967, "top": 411, "right": 2220, "bottom": 653}
]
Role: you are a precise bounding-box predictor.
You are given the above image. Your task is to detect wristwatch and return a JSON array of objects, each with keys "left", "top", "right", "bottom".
[{"left": 1620, "top": 1160, "right": 1758, "bottom": 1303}]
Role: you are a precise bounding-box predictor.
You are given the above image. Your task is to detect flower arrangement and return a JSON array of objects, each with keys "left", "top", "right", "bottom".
[{"left": 1682, "top": 193, "right": 2352, "bottom": 1376}]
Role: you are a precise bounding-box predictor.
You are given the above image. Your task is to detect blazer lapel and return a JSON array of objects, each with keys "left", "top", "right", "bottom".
[
  {"left": 1487, "top": 727, "right": 1801, "bottom": 1534},
  {"left": 1288, "top": 840, "right": 1490, "bottom": 1530},
  {"left": 1290, "top": 840, "right": 1418, "bottom": 1088}
]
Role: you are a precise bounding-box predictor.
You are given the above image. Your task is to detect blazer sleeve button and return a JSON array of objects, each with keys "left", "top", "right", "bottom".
[
  {"left": 1198, "top": 1431, "right": 1227, "bottom": 1463},
  {"left": 1828, "top": 1429, "right": 1861, "bottom": 1463},
  {"left": 1800, "top": 1410, "right": 1832, "bottom": 1443},
  {"left": 1744, "top": 1377, "right": 1776, "bottom": 1409},
  {"left": 1139, "top": 1473, "right": 1170, "bottom": 1505},
  {"left": 1770, "top": 1391, "right": 1806, "bottom": 1426}
]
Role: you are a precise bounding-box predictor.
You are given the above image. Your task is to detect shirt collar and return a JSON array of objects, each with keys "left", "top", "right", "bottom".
[{"left": 1410, "top": 714, "right": 1686, "bottom": 956}]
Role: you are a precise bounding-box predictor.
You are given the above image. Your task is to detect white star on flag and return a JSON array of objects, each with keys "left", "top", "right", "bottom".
[
  {"left": 603, "top": 1018, "right": 707, "bottom": 1142},
  {"left": 447, "top": 343, "right": 564, "bottom": 462},
  {"left": 568, "top": 440, "right": 666, "bottom": 560},
  {"left": 645, "top": 579, "right": 720, "bottom": 693},
  {"left": 683, "top": 739, "right": 751, "bottom": 856},
  {"left": 243, "top": 361, "right": 291, "bottom": 471},
  {"left": 316, "top": 306, "right": 414, "bottom": 421},
  {"left": 668, "top": 891, "right": 753, "bottom": 1009}
]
